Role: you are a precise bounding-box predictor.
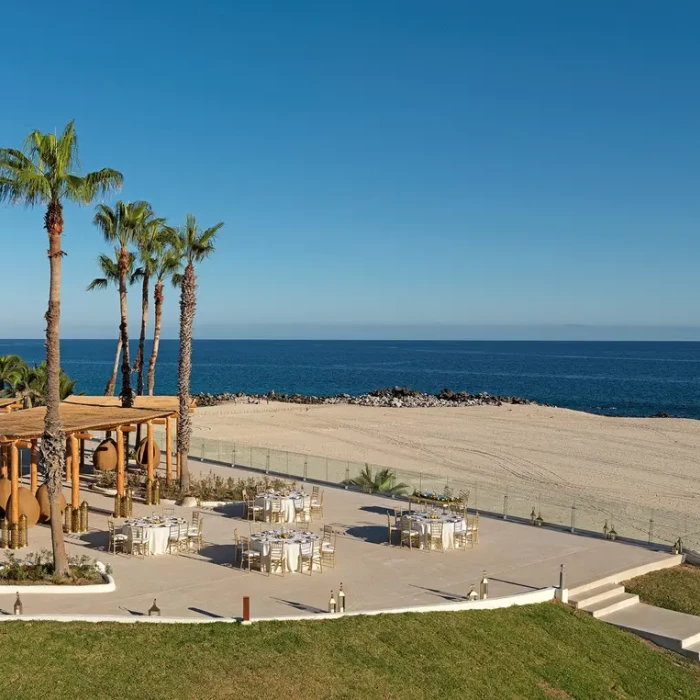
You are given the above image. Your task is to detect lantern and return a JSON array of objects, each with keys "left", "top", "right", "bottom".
[
  {"left": 467, "top": 584, "right": 478, "bottom": 601},
  {"left": 479, "top": 571, "right": 489, "bottom": 600},
  {"left": 338, "top": 583, "right": 346, "bottom": 613},
  {"left": 13, "top": 592, "right": 22, "bottom": 615},
  {"left": 328, "top": 590, "right": 337, "bottom": 614},
  {"left": 148, "top": 599, "right": 161, "bottom": 616},
  {"left": 534, "top": 512, "right": 544, "bottom": 527},
  {"left": 530, "top": 507, "right": 537, "bottom": 526},
  {"left": 609, "top": 524, "right": 617, "bottom": 542}
]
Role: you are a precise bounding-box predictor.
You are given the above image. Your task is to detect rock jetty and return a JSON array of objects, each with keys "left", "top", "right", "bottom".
[{"left": 194, "top": 386, "right": 539, "bottom": 409}]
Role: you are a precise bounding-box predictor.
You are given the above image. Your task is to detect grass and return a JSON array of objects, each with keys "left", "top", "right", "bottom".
[
  {"left": 625, "top": 563, "right": 700, "bottom": 616},
  {"left": 0, "top": 604, "right": 697, "bottom": 699}
]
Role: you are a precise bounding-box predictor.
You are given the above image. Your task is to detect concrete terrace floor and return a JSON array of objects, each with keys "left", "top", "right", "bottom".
[{"left": 0, "top": 458, "right": 675, "bottom": 620}]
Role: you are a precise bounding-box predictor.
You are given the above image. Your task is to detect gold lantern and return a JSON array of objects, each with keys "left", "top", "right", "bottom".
[
  {"left": 148, "top": 598, "right": 161, "bottom": 616},
  {"left": 13, "top": 592, "right": 22, "bottom": 615},
  {"left": 479, "top": 570, "right": 489, "bottom": 600},
  {"left": 1, "top": 517, "right": 9, "bottom": 548}
]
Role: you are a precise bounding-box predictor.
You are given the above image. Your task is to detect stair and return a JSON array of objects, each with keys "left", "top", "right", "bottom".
[
  {"left": 603, "top": 603, "right": 700, "bottom": 660},
  {"left": 569, "top": 583, "right": 639, "bottom": 618}
]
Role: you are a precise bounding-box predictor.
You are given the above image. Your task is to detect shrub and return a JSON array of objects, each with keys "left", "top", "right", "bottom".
[
  {"left": 0, "top": 550, "right": 104, "bottom": 585},
  {"left": 159, "top": 473, "right": 291, "bottom": 503}
]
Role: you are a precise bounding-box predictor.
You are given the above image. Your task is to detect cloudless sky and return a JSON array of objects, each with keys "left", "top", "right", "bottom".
[{"left": 1, "top": 0, "right": 699, "bottom": 339}]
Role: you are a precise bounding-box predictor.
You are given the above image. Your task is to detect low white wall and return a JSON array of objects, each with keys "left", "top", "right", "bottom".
[{"left": 0, "top": 586, "right": 555, "bottom": 623}]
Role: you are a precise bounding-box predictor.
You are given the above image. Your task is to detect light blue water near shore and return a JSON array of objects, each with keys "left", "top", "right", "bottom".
[{"left": 1, "top": 339, "right": 698, "bottom": 419}]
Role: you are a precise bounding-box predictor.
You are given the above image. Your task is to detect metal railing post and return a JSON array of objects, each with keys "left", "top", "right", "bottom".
[
  {"left": 570, "top": 503, "right": 576, "bottom": 533},
  {"left": 266, "top": 449, "right": 270, "bottom": 474},
  {"left": 303, "top": 457, "right": 308, "bottom": 482},
  {"left": 648, "top": 511, "right": 655, "bottom": 544},
  {"left": 503, "top": 494, "right": 508, "bottom": 520},
  {"left": 232, "top": 444, "right": 236, "bottom": 467}
]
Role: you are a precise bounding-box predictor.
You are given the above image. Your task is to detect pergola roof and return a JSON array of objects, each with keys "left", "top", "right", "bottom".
[
  {"left": 0, "top": 402, "right": 175, "bottom": 441},
  {"left": 64, "top": 395, "right": 193, "bottom": 411},
  {"left": 0, "top": 398, "right": 18, "bottom": 409}
]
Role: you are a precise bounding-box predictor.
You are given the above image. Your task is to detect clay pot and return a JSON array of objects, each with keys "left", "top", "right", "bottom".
[
  {"left": 135, "top": 438, "right": 161, "bottom": 469},
  {"left": 93, "top": 438, "right": 118, "bottom": 472},
  {"left": 36, "top": 483, "right": 67, "bottom": 523},
  {"left": 6, "top": 487, "right": 41, "bottom": 527},
  {"left": 0, "top": 477, "right": 11, "bottom": 516}
]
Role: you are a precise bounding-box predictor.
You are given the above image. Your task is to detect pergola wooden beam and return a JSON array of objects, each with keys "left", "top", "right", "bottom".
[
  {"left": 116, "top": 426, "right": 125, "bottom": 498},
  {"left": 165, "top": 415, "right": 173, "bottom": 485},
  {"left": 10, "top": 442, "right": 19, "bottom": 525},
  {"left": 70, "top": 434, "right": 79, "bottom": 510},
  {"left": 30, "top": 440, "right": 38, "bottom": 495}
]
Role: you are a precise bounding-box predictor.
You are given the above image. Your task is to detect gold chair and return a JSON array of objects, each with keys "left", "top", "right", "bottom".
[
  {"left": 238, "top": 535, "right": 262, "bottom": 572},
  {"left": 188, "top": 516, "right": 204, "bottom": 552},
  {"left": 321, "top": 525, "right": 336, "bottom": 567},
  {"left": 466, "top": 513, "right": 480, "bottom": 547},
  {"left": 130, "top": 525, "right": 148, "bottom": 559},
  {"left": 246, "top": 498, "right": 264, "bottom": 522},
  {"left": 428, "top": 521, "right": 444, "bottom": 552},
  {"left": 311, "top": 489, "right": 324, "bottom": 520},
  {"left": 454, "top": 518, "right": 468, "bottom": 550},
  {"left": 268, "top": 542, "right": 285, "bottom": 577},
  {"left": 295, "top": 495, "right": 311, "bottom": 524},
  {"left": 162, "top": 507, "right": 175, "bottom": 518},
  {"left": 300, "top": 539, "right": 321, "bottom": 575},
  {"left": 270, "top": 498, "right": 283, "bottom": 524},
  {"left": 108, "top": 519, "right": 127, "bottom": 555},
  {"left": 167, "top": 523, "right": 187, "bottom": 555},
  {"left": 387, "top": 512, "right": 401, "bottom": 545},
  {"left": 400, "top": 516, "right": 421, "bottom": 550}
]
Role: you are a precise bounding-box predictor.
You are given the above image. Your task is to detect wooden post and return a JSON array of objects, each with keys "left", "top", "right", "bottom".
[
  {"left": 70, "top": 435, "right": 79, "bottom": 511},
  {"left": 147, "top": 421, "right": 154, "bottom": 483},
  {"left": 0, "top": 444, "right": 7, "bottom": 479},
  {"left": 165, "top": 416, "right": 173, "bottom": 485},
  {"left": 116, "top": 426, "right": 125, "bottom": 498},
  {"left": 30, "top": 440, "right": 38, "bottom": 495},
  {"left": 10, "top": 442, "right": 19, "bottom": 525},
  {"left": 80, "top": 438, "right": 86, "bottom": 470},
  {"left": 65, "top": 437, "right": 72, "bottom": 484},
  {"left": 174, "top": 415, "right": 181, "bottom": 481}
]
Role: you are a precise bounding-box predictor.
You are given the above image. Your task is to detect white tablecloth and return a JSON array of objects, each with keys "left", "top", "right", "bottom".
[
  {"left": 255, "top": 491, "right": 305, "bottom": 524},
  {"left": 250, "top": 529, "right": 320, "bottom": 573},
  {"left": 122, "top": 516, "right": 187, "bottom": 556},
  {"left": 405, "top": 512, "right": 466, "bottom": 550}
]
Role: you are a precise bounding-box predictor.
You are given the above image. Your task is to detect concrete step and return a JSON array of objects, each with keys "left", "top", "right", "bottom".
[
  {"left": 681, "top": 641, "right": 700, "bottom": 662},
  {"left": 568, "top": 554, "right": 683, "bottom": 598},
  {"left": 569, "top": 583, "right": 625, "bottom": 609},
  {"left": 603, "top": 602, "right": 700, "bottom": 655},
  {"left": 580, "top": 592, "right": 639, "bottom": 619}
]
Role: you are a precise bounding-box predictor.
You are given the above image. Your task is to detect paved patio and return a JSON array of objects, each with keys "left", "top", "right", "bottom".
[{"left": 0, "top": 457, "right": 675, "bottom": 620}]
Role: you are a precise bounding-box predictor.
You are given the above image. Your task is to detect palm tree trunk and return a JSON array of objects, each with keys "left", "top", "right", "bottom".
[
  {"left": 118, "top": 247, "right": 134, "bottom": 408},
  {"left": 134, "top": 273, "right": 149, "bottom": 396},
  {"left": 104, "top": 336, "right": 122, "bottom": 396},
  {"left": 42, "top": 200, "right": 70, "bottom": 578},
  {"left": 177, "top": 264, "right": 196, "bottom": 490},
  {"left": 147, "top": 280, "right": 164, "bottom": 395}
]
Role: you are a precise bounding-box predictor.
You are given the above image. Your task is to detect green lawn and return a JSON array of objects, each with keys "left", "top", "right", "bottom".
[
  {"left": 0, "top": 604, "right": 698, "bottom": 699},
  {"left": 625, "top": 563, "right": 700, "bottom": 616}
]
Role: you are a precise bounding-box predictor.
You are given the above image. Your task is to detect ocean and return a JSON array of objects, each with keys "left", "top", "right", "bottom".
[{"left": 1, "top": 339, "right": 698, "bottom": 419}]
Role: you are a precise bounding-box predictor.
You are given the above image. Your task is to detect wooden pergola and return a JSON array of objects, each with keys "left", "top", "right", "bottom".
[{"left": 0, "top": 397, "right": 195, "bottom": 539}]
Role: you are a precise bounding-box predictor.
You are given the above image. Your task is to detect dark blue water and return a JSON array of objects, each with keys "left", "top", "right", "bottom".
[{"left": 1, "top": 339, "right": 698, "bottom": 419}]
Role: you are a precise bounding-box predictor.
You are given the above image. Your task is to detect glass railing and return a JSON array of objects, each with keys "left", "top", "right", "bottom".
[{"left": 150, "top": 428, "right": 700, "bottom": 556}]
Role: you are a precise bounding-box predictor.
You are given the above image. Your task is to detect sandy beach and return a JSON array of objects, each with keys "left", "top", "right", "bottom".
[{"left": 193, "top": 402, "right": 700, "bottom": 521}]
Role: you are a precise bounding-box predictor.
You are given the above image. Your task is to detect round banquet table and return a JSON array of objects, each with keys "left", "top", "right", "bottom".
[
  {"left": 254, "top": 491, "right": 305, "bottom": 524},
  {"left": 250, "top": 529, "right": 320, "bottom": 573},
  {"left": 404, "top": 512, "right": 466, "bottom": 550},
  {"left": 122, "top": 516, "right": 187, "bottom": 556}
]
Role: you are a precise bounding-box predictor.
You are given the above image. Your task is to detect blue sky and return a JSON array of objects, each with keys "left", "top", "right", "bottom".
[{"left": 0, "top": 0, "right": 699, "bottom": 340}]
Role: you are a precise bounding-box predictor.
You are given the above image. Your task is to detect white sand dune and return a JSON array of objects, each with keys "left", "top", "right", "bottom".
[{"left": 193, "top": 402, "right": 700, "bottom": 521}]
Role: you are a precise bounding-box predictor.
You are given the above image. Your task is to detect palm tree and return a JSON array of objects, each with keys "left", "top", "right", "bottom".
[
  {"left": 0, "top": 355, "right": 26, "bottom": 396},
  {"left": 0, "top": 121, "right": 122, "bottom": 576},
  {"left": 93, "top": 200, "right": 148, "bottom": 408},
  {"left": 147, "top": 238, "right": 181, "bottom": 395},
  {"left": 346, "top": 464, "right": 408, "bottom": 495},
  {"left": 11, "top": 361, "right": 79, "bottom": 407},
  {"left": 87, "top": 251, "right": 140, "bottom": 395},
  {"left": 133, "top": 208, "right": 170, "bottom": 398},
  {"left": 173, "top": 214, "right": 223, "bottom": 489}
]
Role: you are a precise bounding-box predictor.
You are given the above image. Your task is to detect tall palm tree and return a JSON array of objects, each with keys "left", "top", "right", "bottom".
[
  {"left": 87, "top": 251, "right": 140, "bottom": 395},
  {"left": 133, "top": 208, "right": 169, "bottom": 398},
  {"left": 93, "top": 200, "right": 148, "bottom": 408},
  {"left": 0, "top": 121, "right": 122, "bottom": 576},
  {"left": 147, "top": 239, "right": 181, "bottom": 395},
  {"left": 173, "top": 214, "right": 223, "bottom": 489}
]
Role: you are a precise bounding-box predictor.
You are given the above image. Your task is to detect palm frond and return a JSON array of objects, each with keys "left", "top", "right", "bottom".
[{"left": 86, "top": 277, "right": 108, "bottom": 291}]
